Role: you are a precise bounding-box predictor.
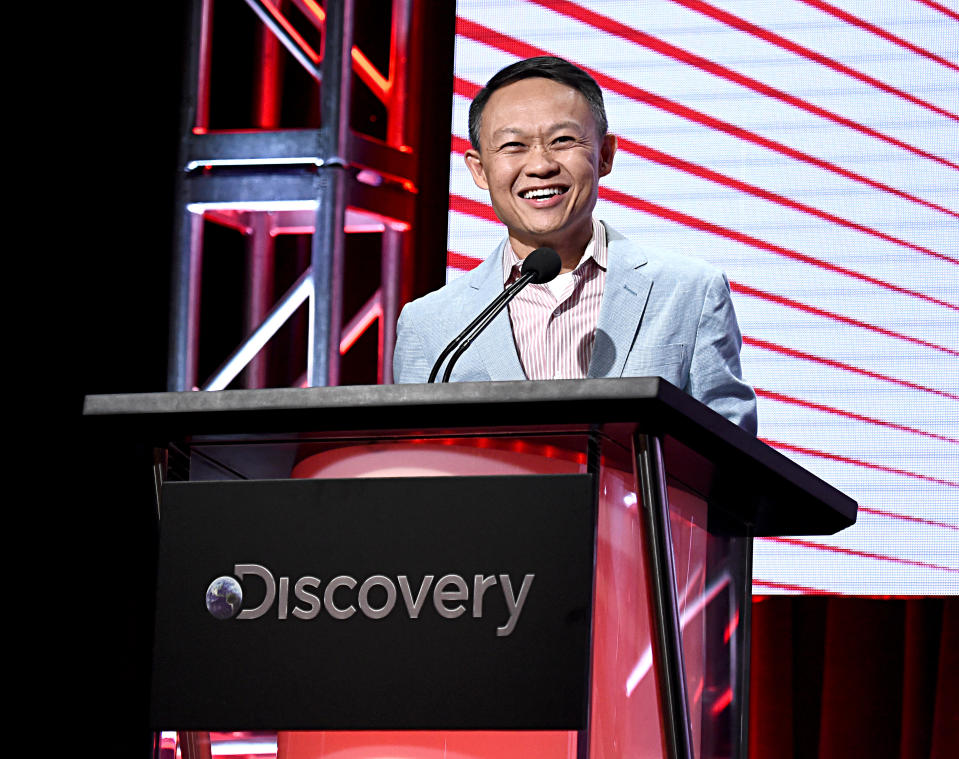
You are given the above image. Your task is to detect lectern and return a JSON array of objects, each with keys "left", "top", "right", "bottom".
[{"left": 83, "top": 378, "right": 856, "bottom": 759}]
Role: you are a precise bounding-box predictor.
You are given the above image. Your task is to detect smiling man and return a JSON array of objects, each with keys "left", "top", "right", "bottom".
[{"left": 394, "top": 56, "right": 757, "bottom": 433}]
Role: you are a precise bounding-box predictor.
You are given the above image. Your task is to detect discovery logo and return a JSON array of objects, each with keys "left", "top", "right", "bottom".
[{"left": 205, "top": 563, "right": 535, "bottom": 637}]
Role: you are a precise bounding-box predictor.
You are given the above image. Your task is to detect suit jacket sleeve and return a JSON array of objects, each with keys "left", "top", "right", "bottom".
[{"left": 687, "top": 271, "right": 758, "bottom": 434}]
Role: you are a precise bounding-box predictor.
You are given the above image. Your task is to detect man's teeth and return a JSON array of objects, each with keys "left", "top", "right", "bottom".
[{"left": 522, "top": 187, "right": 566, "bottom": 199}]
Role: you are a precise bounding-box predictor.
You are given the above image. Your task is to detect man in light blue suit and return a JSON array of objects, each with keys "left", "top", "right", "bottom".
[{"left": 394, "top": 56, "right": 757, "bottom": 434}]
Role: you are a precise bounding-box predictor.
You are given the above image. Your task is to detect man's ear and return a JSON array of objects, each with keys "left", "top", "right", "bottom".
[
  {"left": 464, "top": 148, "right": 489, "bottom": 190},
  {"left": 598, "top": 133, "right": 617, "bottom": 178}
]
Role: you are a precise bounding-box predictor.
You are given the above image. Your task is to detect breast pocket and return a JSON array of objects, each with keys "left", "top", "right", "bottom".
[{"left": 623, "top": 343, "right": 688, "bottom": 385}]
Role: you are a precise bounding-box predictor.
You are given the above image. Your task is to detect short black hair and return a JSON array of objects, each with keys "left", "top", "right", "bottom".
[{"left": 467, "top": 56, "right": 609, "bottom": 150}]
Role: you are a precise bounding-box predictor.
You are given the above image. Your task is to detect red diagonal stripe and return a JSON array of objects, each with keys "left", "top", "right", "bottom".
[
  {"left": 454, "top": 75, "right": 481, "bottom": 100},
  {"left": 448, "top": 174, "right": 959, "bottom": 314},
  {"left": 450, "top": 192, "right": 499, "bottom": 223},
  {"left": 731, "top": 282, "right": 959, "bottom": 356},
  {"left": 451, "top": 133, "right": 471, "bottom": 153},
  {"left": 452, "top": 90, "right": 957, "bottom": 266},
  {"left": 763, "top": 437, "right": 959, "bottom": 488},
  {"left": 763, "top": 534, "right": 959, "bottom": 572},
  {"left": 529, "top": 0, "right": 959, "bottom": 168},
  {"left": 755, "top": 387, "right": 959, "bottom": 445},
  {"left": 798, "top": 0, "right": 959, "bottom": 72},
  {"left": 455, "top": 17, "right": 959, "bottom": 220},
  {"left": 447, "top": 250, "right": 484, "bottom": 271},
  {"left": 858, "top": 506, "right": 959, "bottom": 532},
  {"left": 597, "top": 185, "right": 959, "bottom": 312},
  {"left": 753, "top": 579, "right": 832, "bottom": 594},
  {"left": 745, "top": 336, "right": 959, "bottom": 401},
  {"left": 450, "top": 134, "right": 959, "bottom": 308},
  {"left": 916, "top": 0, "right": 959, "bottom": 23},
  {"left": 614, "top": 135, "right": 958, "bottom": 266},
  {"left": 666, "top": 0, "right": 959, "bottom": 122}
]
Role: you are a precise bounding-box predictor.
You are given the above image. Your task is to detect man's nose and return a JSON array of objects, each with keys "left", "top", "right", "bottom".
[{"left": 524, "top": 145, "right": 561, "bottom": 175}]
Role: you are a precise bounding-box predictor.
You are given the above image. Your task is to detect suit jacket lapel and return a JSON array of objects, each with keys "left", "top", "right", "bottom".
[
  {"left": 588, "top": 228, "right": 652, "bottom": 378},
  {"left": 466, "top": 242, "right": 527, "bottom": 381}
]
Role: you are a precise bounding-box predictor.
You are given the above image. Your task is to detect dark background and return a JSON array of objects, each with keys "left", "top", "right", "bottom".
[
  {"left": 67, "top": 5, "right": 184, "bottom": 405},
  {"left": 51, "top": 4, "right": 187, "bottom": 755}
]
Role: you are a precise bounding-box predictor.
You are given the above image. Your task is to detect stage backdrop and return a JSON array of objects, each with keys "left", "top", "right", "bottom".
[{"left": 446, "top": 0, "right": 958, "bottom": 595}]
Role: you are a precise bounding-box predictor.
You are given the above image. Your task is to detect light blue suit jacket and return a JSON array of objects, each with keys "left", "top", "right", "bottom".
[{"left": 394, "top": 223, "right": 757, "bottom": 433}]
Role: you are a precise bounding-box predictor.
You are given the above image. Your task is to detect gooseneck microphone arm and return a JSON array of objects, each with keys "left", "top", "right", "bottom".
[
  {"left": 440, "top": 270, "right": 538, "bottom": 383},
  {"left": 429, "top": 247, "right": 562, "bottom": 383},
  {"left": 427, "top": 276, "right": 526, "bottom": 383}
]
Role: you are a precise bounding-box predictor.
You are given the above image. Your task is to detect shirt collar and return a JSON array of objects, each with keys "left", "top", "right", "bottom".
[{"left": 502, "top": 218, "right": 608, "bottom": 284}]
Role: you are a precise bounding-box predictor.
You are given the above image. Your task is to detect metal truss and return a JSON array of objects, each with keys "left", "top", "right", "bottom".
[{"left": 168, "top": 0, "right": 420, "bottom": 390}]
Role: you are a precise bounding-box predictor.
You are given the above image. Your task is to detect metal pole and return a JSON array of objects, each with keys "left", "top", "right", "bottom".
[
  {"left": 379, "top": 0, "right": 412, "bottom": 384},
  {"left": 632, "top": 432, "right": 695, "bottom": 759},
  {"left": 380, "top": 227, "right": 402, "bottom": 383},
  {"left": 243, "top": 0, "right": 322, "bottom": 80},
  {"left": 167, "top": 0, "right": 211, "bottom": 391},
  {"left": 735, "top": 533, "right": 754, "bottom": 759},
  {"left": 168, "top": 211, "right": 203, "bottom": 391},
  {"left": 203, "top": 267, "right": 313, "bottom": 391},
  {"left": 244, "top": 212, "right": 276, "bottom": 389},
  {"left": 387, "top": 0, "right": 412, "bottom": 145},
  {"left": 576, "top": 433, "right": 602, "bottom": 759},
  {"left": 308, "top": 0, "right": 353, "bottom": 387}
]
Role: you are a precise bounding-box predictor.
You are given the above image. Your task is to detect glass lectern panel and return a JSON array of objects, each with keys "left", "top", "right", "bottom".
[{"left": 158, "top": 430, "right": 746, "bottom": 759}]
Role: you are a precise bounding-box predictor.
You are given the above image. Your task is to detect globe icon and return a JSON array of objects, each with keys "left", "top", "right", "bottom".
[{"left": 206, "top": 576, "right": 243, "bottom": 620}]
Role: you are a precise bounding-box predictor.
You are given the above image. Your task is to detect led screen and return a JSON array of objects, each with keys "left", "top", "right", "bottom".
[{"left": 447, "top": 0, "right": 958, "bottom": 594}]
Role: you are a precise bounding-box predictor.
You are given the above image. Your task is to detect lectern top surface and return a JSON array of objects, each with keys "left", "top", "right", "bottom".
[
  {"left": 83, "top": 378, "right": 729, "bottom": 448},
  {"left": 83, "top": 378, "right": 857, "bottom": 537}
]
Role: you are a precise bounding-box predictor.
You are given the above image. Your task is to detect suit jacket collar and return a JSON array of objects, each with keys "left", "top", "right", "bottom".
[
  {"left": 464, "top": 223, "right": 653, "bottom": 381},
  {"left": 588, "top": 223, "right": 653, "bottom": 378},
  {"left": 467, "top": 240, "right": 527, "bottom": 380}
]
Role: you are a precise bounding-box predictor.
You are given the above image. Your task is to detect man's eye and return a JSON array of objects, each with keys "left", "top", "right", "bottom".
[
  {"left": 500, "top": 142, "right": 525, "bottom": 151},
  {"left": 553, "top": 136, "right": 575, "bottom": 146}
]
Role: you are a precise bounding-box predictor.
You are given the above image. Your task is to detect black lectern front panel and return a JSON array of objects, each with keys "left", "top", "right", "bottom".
[{"left": 151, "top": 474, "right": 595, "bottom": 730}]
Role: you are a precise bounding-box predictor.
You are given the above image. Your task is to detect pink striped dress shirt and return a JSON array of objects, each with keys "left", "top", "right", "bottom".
[{"left": 503, "top": 219, "right": 608, "bottom": 380}]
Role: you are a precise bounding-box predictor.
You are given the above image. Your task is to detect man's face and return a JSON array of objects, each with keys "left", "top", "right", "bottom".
[{"left": 465, "top": 77, "right": 616, "bottom": 257}]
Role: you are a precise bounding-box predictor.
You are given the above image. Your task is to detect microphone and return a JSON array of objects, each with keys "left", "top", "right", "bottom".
[
  {"left": 429, "top": 247, "right": 562, "bottom": 383},
  {"left": 518, "top": 246, "right": 564, "bottom": 284}
]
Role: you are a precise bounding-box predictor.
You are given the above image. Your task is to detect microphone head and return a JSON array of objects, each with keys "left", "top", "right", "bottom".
[{"left": 521, "top": 247, "right": 562, "bottom": 284}]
